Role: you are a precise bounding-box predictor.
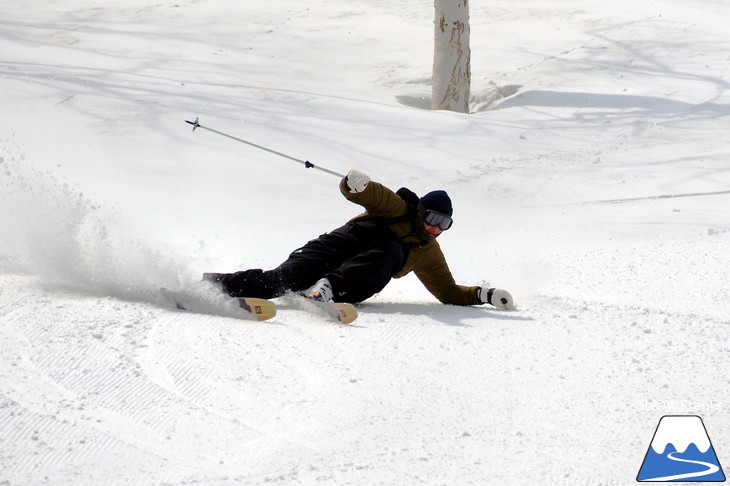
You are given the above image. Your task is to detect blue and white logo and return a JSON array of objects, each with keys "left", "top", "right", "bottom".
[{"left": 637, "top": 415, "right": 725, "bottom": 482}]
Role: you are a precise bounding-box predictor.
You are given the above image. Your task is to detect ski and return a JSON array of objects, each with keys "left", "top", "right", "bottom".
[
  {"left": 300, "top": 297, "right": 358, "bottom": 324},
  {"left": 159, "top": 288, "right": 276, "bottom": 321},
  {"left": 159, "top": 288, "right": 356, "bottom": 324},
  {"left": 236, "top": 298, "right": 277, "bottom": 321}
]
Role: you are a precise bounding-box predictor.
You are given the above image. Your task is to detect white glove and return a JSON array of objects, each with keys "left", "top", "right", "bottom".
[
  {"left": 479, "top": 287, "right": 514, "bottom": 310},
  {"left": 345, "top": 169, "right": 370, "bottom": 193}
]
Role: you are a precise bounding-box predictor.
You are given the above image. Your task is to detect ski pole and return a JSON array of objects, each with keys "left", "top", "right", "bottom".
[{"left": 184, "top": 117, "right": 345, "bottom": 178}]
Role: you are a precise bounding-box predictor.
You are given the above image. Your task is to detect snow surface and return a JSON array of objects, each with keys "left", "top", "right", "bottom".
[{"left": 1, "top": 0, "right": 729, "bottom": 484}]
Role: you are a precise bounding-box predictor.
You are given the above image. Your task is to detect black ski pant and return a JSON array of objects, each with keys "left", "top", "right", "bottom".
[{"left": 215, "top": 222, "right": 407, "bottom": 303}]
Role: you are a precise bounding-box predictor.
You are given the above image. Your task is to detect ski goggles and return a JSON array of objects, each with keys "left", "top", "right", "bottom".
[{"left": 423, "top": 210, "right": 453, "bottom": 231}]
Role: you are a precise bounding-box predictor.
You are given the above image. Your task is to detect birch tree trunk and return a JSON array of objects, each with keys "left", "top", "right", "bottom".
[{"left": 431, "top": 0, "right": 471, "bottom": 113}]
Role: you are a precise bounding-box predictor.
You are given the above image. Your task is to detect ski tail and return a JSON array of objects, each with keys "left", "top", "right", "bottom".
[
  {"left": 159, "top": 288, "right": 276, "bottom": 321},
  {"left": 237, "top": 297, "right": 277, "bottom": 321}
]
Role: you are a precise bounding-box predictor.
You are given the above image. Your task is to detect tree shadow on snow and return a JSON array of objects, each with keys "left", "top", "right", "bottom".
[
  {"left": 479, "top": 24, "right": 730, "bottom": 120},
  {"left": 485, "top": 89, "right": 730, "bottom": 116}
]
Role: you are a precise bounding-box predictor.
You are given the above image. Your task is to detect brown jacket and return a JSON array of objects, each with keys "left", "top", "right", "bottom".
[{"left": 340, "top": 179, "right": 481, "bottom": 305}]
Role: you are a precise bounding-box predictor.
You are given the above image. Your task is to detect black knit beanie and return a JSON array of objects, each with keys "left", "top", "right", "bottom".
[{"left": 419, "top": 190, "right": 453, "bottom": 216}]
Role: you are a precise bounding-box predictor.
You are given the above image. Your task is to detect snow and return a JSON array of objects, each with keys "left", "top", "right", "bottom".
[{"left": 1, "top": 0, "right": 729, "bottom": 484}]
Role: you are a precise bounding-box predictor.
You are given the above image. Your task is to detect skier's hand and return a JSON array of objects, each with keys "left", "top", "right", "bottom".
[
  {"left": 479, "top": 286, "right": 514, "bottom": 310},
  {"left": 345, "top": 169, "right": 370, "bottom": 193}
]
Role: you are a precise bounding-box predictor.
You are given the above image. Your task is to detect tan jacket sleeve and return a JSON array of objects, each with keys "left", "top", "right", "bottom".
[
  {"left": 413, "top": 242, "right": 481, "bottom": 306},
  {"left": 339, "top": 179, "right": 408, "bottom": 219}
]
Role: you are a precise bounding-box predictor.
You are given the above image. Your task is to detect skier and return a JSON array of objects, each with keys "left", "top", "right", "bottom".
[{"left": 205, "top": 170, "right": 514, "bottom": 309}]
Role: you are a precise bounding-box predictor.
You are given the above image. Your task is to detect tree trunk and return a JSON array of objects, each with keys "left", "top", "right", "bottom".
[{"left": 432, "top": 0, "right": 471, "bottom": 113}]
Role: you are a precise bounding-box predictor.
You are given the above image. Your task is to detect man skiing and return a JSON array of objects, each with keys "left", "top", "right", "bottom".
[{"left": 206, "top": 170, "right": 514, "bottom": 310}]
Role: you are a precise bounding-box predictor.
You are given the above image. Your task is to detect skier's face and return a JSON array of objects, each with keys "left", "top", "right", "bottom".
[{"left": 423, "top": 222, "right": 443, "bottom": 239}]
